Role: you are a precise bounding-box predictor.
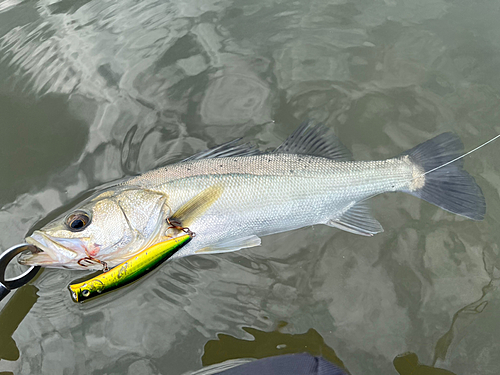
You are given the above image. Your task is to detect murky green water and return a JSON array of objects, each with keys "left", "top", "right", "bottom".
[{"left": 1, "top": 0, "right": 500, "bottom": 374}]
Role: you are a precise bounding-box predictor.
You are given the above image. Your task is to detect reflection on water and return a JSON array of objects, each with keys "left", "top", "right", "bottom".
[
  {"left": 0, "top": 285, "right": 38, "bottom": 362},
  {"left": 0, "top": 94, "right": 88, "bottom": 205},
  {"left": 199, "top": 324, "right": 458, "bottom": 375},
  {"left": 0, "top": 0, "right": 500, "bottom": 374},
  {"left": 394, "top": 352, "right": 455, "bottom": 375},
  {"left": 201, "top": 324, "right": 348, "bottom": 372},
  {"left": 202, "top": 323, "right": 346, "bottom": 369}
]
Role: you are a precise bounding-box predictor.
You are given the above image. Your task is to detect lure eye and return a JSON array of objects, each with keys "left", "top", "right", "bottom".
[
  {"left": 66, "top": 211, "right": 91, "bottom": 232},
  {"left": 82, "top": 289, "right": 90, "bottom": 297}
]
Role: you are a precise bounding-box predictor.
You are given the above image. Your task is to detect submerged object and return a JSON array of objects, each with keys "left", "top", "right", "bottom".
[
  {"left": 68, "top": 234, "right": 191, "bottom": 302},
  {"left": 189, "top": 353, "right": 348, "bottom": 375},
  {"left": 20, "top": 122, "right": 486, "bottom": 270}
]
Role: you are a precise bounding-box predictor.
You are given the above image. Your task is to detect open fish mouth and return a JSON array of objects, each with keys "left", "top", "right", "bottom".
[
  {"left": 20, "top": 231, "right": 80, "bottom": 267},
  {"left": 18, "top": 248, "right": 60, "bottom": 266}
]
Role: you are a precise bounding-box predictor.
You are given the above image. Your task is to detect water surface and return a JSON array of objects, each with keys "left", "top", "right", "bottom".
[{"left": 1, "top": 0, "right": 500, "bottom": 374}]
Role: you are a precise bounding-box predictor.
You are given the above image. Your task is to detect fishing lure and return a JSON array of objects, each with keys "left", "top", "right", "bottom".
[{"left": 68, "top": 234, "right": 191, "bottom": 302}]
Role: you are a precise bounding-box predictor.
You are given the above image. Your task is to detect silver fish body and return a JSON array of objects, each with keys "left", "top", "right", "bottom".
[
  {"left": 127, "top": 154, "right": 417, "bottom": 259},
  {"left": 21, "top": 123, "right": 485, "bottom": 269}
]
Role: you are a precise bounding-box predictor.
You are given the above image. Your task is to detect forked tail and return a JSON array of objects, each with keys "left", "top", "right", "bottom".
[{"left": 402, "top": 133, "right": 486, "bottom": 220}]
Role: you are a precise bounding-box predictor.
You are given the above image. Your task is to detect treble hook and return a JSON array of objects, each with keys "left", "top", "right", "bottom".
[{"left": 0, "top": 244, "right": 41, "bottom": 302}]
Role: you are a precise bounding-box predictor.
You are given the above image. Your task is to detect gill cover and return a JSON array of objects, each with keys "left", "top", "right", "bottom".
[{"left": 21, "top": 186, "right": 169, "bottom": 269}]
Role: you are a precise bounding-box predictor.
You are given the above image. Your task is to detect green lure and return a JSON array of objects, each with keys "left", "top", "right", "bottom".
[{"left": 68, "top": 234, "right": 191, "bottom": 302}]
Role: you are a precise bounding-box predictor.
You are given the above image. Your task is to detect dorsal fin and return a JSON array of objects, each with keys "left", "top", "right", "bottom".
[
  {"left": 274, "top": 121, "right": 353, "bottom": 161},
  {"left": 182, "top": 139, "right": 261, "bottom": 162}
]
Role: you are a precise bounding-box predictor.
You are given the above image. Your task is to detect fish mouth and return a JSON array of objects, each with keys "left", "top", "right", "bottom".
[{"left": 20, "top": 231, "right": 80, "bottom": 267}]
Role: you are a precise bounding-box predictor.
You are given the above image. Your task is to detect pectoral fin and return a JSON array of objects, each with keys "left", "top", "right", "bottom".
[
  {"left": 326, "top": 202, "right": 383, "bottom": 236},
  {"left": 169, "top": 184, "right": 224, "bottom": 228},
  {"left": 195, "top": 235, "right": 262, "bottom": 254}
]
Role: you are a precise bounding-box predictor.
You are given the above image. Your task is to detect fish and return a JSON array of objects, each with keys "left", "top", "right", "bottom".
[
  {"left": 20, "top": 122, "right": 487, "bottom": 270},
  {"left": 68, "top": 234, "right": 191, "bottom": 302},
  {"left": 186, "top": 353, "right": 347, "bottom": 375}
]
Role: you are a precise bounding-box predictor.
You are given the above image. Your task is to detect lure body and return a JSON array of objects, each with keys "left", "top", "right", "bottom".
[{"left": 68, "top": 234, "right": 191, "bottom": 302}]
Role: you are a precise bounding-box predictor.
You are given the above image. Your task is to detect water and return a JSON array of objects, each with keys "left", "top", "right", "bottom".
[{"left": 1, "top": 0, "right": 500, "bottom": 374}]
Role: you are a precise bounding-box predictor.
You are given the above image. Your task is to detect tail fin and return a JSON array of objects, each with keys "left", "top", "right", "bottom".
[{"left": 403, "top": 133, "right": 485, "bottom": 220}]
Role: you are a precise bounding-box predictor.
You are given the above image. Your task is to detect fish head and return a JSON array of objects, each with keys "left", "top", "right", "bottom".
[{"left": 21, "top": 187, "right": 168, "bottom": 270}]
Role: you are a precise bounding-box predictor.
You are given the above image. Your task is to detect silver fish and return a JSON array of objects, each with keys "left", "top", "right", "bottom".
[{"left": 20, "top": 122, "right": 485, "bottom": 270}]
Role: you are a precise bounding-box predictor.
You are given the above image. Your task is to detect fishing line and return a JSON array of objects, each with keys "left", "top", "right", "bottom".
[
  {"left": 421, "top": 133, "right": 500, "bottom": 177},
  {"left": 355, "top": 132, "right": 500, "bottom": 206}
]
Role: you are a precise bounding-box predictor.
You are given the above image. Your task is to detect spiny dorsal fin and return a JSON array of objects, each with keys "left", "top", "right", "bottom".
[
  {"left": 182, "top": 139, "right": 261, "bottom": 162},
  {"left": 326, "top": 201, "right": 383, "bottom": 236},
  {"left": 169, "top": 185, "right": 224, "bottom": 227},
  {"left": 274, "top": 121, "right": 353, "bottom": 161}
]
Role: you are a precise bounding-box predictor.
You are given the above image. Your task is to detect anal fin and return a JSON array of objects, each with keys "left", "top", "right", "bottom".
[
  {"left": 326, "top": 202, "right": 383, "bottom": 237},
  {"left": 195, "top": 235, "right": 262, "bottom": 254}
]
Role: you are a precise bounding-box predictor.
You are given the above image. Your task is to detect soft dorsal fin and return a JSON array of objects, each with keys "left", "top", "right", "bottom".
[
  {"left": 274, "top": 121, "right": 353, "bottom": 161},
  {"left": 182, "top": 139, "right": 261, "bottom": 162},
  {"left": 169, "top": 184, "right": 224, "bottom": 227},
  {"left": 326, "top": 201, "right": 383, "bottom": 236}
]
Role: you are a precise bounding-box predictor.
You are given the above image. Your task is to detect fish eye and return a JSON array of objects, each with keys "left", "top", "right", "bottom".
[
  {"left": 82, "top": 289, "right": 90, "bottom": 297},
  {"left": 66, "top": 211, "right": 91, "bottom": 232}
]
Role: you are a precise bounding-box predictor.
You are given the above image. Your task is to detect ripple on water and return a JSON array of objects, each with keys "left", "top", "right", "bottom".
[
  {"left": 200, "top": 72, "right": 271, "bottom": 126},
  {"left": 1, "top": 0, "right": 500, "bottom": 374},
  {"left": 33, "top": 270, "right": 82, "bottom": 322}
]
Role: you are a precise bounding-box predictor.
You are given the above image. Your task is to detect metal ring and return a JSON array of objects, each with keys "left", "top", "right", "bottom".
[{"left": 0, "top": 243, "right": 41, "bottom": 289}]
